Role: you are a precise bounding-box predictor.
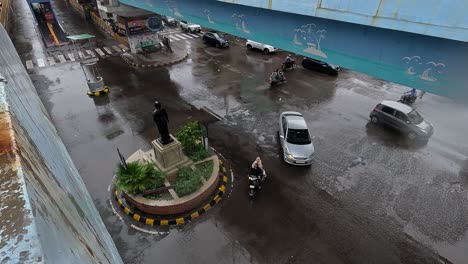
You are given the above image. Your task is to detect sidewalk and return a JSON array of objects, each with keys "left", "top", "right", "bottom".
[{"left": 121, "top": 43, "right": 188, "bottom": 68}]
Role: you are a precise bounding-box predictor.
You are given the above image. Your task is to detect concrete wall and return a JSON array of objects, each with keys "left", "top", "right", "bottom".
[
  {"left": 217, "top": 0, "right": 468, "bottom": 42},
  {"left": 121, "top": 0, "right": 468, "bottom": 100},
  {"left": 0, "top": 25, "right": 123, "bottom": 263}
]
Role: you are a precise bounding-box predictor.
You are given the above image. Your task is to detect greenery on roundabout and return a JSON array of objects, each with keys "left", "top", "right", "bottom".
[
  {"left": 173, "top": 160, "right": 214, "bottom": 197},
  {"left": 116, "top": 162, "right": 165, "bottom": 195},
  {"left": 116, "top": 121, "right": 215, "bottom": 200}
]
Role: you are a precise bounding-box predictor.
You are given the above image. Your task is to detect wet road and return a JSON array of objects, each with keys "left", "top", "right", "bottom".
[{"left": 11, "top": 2, "right": 468, "bottom": 263}]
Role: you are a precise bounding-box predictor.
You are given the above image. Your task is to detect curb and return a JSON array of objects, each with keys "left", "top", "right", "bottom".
[
  {"left": 87, "top": 87, "right": 109, "bottom": 97},
  {"left": 120, "top": 52, "right": 189, "bottom": 68},
  {"left": 114, "top": 159, "right": 228, "bottom": 226}
]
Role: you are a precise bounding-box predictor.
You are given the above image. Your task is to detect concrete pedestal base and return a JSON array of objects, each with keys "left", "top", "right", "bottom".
[{"left": 152, "top": 135, "right": 190, "bottom": 174}]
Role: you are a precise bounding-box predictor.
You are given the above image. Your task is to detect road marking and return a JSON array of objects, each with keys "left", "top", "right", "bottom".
[
  {"left": 47, "top": 57, "right": 55, "bottom": 65},
  {"left": 103, "top": 47, "right": 113, "bottom": 54},
  {"left": 176, "top": 34, "right": 187, "bottom": 40},
  {"left": 26, "top": 60, "right": 34, "bottom": 70},
  {"left": 78, "top": 51, "right": 86, "bottom": 59},
  {"left": 86, "top": 50, "right": 95, "bottom": 57},
  {"left": 181, "top": 33, "right": 193, "bottom": 39},
  {"left": 58, "top": 54, "right": 66, "bottom": 63},
  {"left": 187, "top": 33, "right": 199, "bottom": 38},
  {"left": 118, "top": 44, "right": 128, "bottom": 50},
  {"left": 37, "top": 58, "right": 45, "bottom": 67},
  {"left": 67, "top": 53, "right": 75, "bottom": 61},
  {"left": 169, "top": 35, "right": 181, "bottom": 41},
  {"left": 112, "top": 45, "right": 121, "bottom": 52},
  {"left": 95, "top": 48, "right": 106, "bottom": 57}
]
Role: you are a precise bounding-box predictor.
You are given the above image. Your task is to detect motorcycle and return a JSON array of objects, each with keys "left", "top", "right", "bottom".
[
  {"left": 281, "top": 60, "right": 297, "bottom": 71},
  {"left": 269, "top": 72, "right": 286, "bottom": 86},
  {"left": 248, "top": 174, "right": 260, "bottom": 198},
  {"left": 398, "top": 93, "right": 417, "bottom": 105}
]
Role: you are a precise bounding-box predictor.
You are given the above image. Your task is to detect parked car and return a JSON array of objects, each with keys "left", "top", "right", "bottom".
[
  {"left": 278, "top": 112, "right": 315, "bottom": 165},
  {"left": 369, "top": 100, "right": 434, "bottom": 140},
  {"left": 161, "top": 15, "right": 176, "bottom": 25},
  {"left": 202, "top": 32, "right": 229, "bottom": 48},
  {"left": 180, "top": 20, "right": 201, "bottom": 33},
  {"left": 246, "top": 40, "right": 277, "bottom": 54},
  {"left": 302, "top": 57, "right": 341, "bottom": 76}
]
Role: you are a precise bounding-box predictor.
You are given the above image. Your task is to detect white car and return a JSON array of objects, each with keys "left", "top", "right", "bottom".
[
  {"left": 246, "top": 40, "right": 278, "bottom": 54},
  {"left": 278, "top": 112, "right": 315, "bottom": 165},
  {"left": 180, "top": 20, "right": 201, "bottom": 33}
]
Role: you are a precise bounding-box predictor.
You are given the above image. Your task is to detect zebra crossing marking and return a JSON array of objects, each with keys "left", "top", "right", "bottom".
[
  {"left": 37, "top": 58, "right": 45, "bottom": 67},
  {"left": 118, "top": 44, "right": 128, "bottom": 50},
  {"left": 78, "top": 51, "right": 86, "bottom": 59},
  {"left": 103, "top": 47, "right": 113, "bottom": 54},
  {"left": 67, "top": 53, "right": 75, "bottom": 61},
  {"left": 95, "top": 48, "right": 106, "bottom": 57},
  {"left": 26, "top": 60, "right": 34, "bottom": 70},
  {"left": 169, "top": 35, "right": 181, "bottom": 41},
  {"left": 181, "top": 33, "right": 193, "bottom": 39},
  {"left": 187, "top": 33, "right": 199, "bottom": 38},
  {"left": 47, "top": 57, "right": 55, "bottom": 65},
  {"left": 112, "top": 46, "right": 121, "bottom": 52},
  {"left": 86, "top": 50, "right": 95, "bottom": 57},
  {"left": 58, "top": 54, "right": 66, "bottom": 63}
]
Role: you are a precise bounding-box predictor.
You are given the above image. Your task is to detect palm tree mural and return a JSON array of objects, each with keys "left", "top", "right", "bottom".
[{"left": 293, "top": 23, "right": 327, "bottom": 58}]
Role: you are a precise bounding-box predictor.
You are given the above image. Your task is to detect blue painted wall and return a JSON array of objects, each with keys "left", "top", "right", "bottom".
[
  {"left": 122, "top": 0, "right": 468, "bottom": 99},
  {"left": 217, "top": 0, "right": 468, "bottom": 42}
]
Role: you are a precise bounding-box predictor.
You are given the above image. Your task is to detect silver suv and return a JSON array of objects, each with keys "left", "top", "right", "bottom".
[{"left": 369, "top": 100, "right": 434, "bottom": 140}]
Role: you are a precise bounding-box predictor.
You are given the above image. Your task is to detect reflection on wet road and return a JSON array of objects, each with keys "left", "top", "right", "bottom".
[{"left": 20, "top": 3, "right": 468, "bottom": 263}]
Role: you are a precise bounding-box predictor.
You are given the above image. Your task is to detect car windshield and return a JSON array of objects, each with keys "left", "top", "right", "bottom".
[
  {"left": 213, "top": 33, "right": 224, "bottom": 39},
  {"left": 408, "top": 110, "right": 424, "bottom": 124},
  {"left": 286, "top": 129, "right": 311, "bottom": 145}
]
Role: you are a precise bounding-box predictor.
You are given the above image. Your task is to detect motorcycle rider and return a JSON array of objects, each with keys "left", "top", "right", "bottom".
[
  {"left": 284, "top": 54, "right": 294, "bottom": 68},
  {"left": 270, "top": 69, "right": 285, "bottom": 83},
  {"left": 251, "top": 157, "right": 266, "bottom": 188},
  {"left": 407, "top": 88, "right": 417, "bottom": 97}
]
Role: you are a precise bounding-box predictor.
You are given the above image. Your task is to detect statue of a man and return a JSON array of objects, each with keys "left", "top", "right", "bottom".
[{"left": 152, "top": 101, "right": 172, "bottom": 145}]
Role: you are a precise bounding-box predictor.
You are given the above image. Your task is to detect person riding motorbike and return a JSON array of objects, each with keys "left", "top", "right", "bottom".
[
  {"left": 283, "top": 54, "right": 295, "bottom": 69},
  {"left": 399, "top": 88, "right": 417, "bottom": 105},
  {"left": 270, "top": 69, "right": 285, "bottom": 83},
  {"left": 406, "top": 88, "right": 417, "bottom": 97},
  {"left": 251, "top": 157, "right": 266, "bottom": 188}
]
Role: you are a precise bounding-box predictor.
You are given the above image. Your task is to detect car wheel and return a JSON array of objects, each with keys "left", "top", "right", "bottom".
[
  {"left": 370, "top": 116, "right": 379, "bottom": 124},
  {"left": 247, "top": 44, "right": 252, "bottom": 49},
  {"left": 216, "top": 43, "right": 220, "bottom": 48},
  {"left": 263, "top": 48, "right": 270, "bottom": 54},
  {"left": 407, "top": 132, "right": 417, "bottom": 140}
]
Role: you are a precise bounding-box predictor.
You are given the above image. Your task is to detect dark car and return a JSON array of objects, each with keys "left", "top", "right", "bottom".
[
  {"left": 302, "top": 57, "right": 340, "bottom": 76},
  {"left": 369, "top": 100, "right": 434, "bottom": 140},
  {"left": 202, "top": 32, "right": 229, "bottom": 48}
]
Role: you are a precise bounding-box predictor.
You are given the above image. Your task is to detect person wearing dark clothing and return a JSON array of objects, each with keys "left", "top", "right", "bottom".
[{"left": 152, "top": 101, "right": 172, "bottom": 144}]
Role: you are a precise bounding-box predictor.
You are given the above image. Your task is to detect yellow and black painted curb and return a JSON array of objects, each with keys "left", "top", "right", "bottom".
[
  {"left": 114, "top": 159, "right": 228, "bottom": 226},
  {"left": 87, "top": 87, "right": 109, "bottom": 97},
  {"left": 121, "top": 52, "right": 189, "bottom": 68}
]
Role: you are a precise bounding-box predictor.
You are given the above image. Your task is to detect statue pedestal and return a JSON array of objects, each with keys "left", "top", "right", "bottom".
[{"left": 151, "top": 135, "right": 191, "bottom": 174}]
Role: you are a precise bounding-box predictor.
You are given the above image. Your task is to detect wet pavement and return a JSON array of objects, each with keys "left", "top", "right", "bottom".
[{"left": 10, "top": 2, "right": 468, "bottom": 264}]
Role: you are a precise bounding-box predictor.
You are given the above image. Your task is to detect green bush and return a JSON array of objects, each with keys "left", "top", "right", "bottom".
[
  {"left": 116, "top": 162, "right": 165, "bottom": 195},
  {"left": 173, "top": 160, "right": 214, "bottom": 197},
  {"left": 197, "top": 160, "right": 214, "bottom": 180},
  {"left": 176, "top": 121, "right": 204, "bottom": 156},
  {"left": 173, "top": 166, "right": 202, "bottom": 197},
  {"left": 189, "top": 148, "right": 210, "bottom": 162}
]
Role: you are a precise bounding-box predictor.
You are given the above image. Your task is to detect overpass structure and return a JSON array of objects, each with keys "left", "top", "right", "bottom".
[{"left": 121, "top": 0, "right": 468, "bottom": 99}]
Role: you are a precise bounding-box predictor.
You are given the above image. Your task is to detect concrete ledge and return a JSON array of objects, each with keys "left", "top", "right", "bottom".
[
  {"left": 113, "top": 158, "right": 229, "bottom": 226},
  {"left": 123, "top": 155, "right": 219, "bottom": 215}
]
